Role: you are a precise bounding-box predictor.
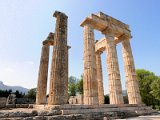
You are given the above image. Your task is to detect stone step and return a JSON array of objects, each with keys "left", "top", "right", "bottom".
[
  {"left": 0, "top": 105, "right": 158, "bottom": 120},
  {"left": 34, "top": 104, "right": 147, "bottom": 111},
  {"left": 0, "top": 109, "right": 61, "bottom": 118},
  {"left": 0, "top": 114, "right": 111, "bottom": 120}
]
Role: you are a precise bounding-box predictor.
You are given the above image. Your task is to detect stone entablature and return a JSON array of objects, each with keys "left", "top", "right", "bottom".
[
  {"left": 42, "top": 32, "right": 54, "bottom": 46},
  {"left": 80, "top": 12, "right": 131, "bottom": 43},
  {"left": 95, "top": 38, "right": 106, "bottom": 53}
]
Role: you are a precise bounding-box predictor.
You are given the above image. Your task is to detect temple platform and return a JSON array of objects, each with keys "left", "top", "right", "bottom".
[
  {"left": 33, "top": 104, "right": 156, "bottom": 115},
  {"left": 0, "top": 104, "right": 158, "bottom": 120}
]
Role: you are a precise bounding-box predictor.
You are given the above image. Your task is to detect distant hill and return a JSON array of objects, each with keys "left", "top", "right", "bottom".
[{"left": 0, "top": 81, "right": 29, "bottom": 94}]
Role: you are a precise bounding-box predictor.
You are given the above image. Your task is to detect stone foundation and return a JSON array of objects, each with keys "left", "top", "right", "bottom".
[{"left": 0, "top": 104, "right": 158, "bottom": 120}]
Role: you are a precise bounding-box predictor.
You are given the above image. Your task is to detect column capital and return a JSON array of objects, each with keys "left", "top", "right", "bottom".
[
  {"left": 43, "top": 32, "right": 54, "bottom": 46},
  {"left": 96, "top": 50, "right": 103, "bottom": 55},
  {"left": 53, "top": 11, "right": 68, "bottom": 19},
  {"left": 118, "top": 34, "right": 132, "bottom": 41},
  {"left": 101, "top": 25, "right": 117, "bottom": 37},
  {"left": 43, "top": 40, "right": 54, "bottom": 46},
  {"left": 80, "top": 17, "right": 93, "bottom": 27}
]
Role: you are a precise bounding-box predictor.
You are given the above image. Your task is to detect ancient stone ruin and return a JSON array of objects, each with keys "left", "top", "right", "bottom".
[
  {"left": 36, "top": 11, "right": 142, "bottom": 106},
  {"left": 36, "top": 11, "right": 70, "bottom": 105},
  {"left": 6, "top": 94, "right": 16, "bottom": 108},
  {"left": 0, "top": 11, "right": 158, "bottom": 120},
  {"left": 80, "top": 12, "right": 142, "bottom": 105}
]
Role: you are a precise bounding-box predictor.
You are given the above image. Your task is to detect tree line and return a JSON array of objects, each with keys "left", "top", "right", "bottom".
[
  {"left": 0, "top": 88, "right": 36, "bottom": 100},
  {"left": 0, "top": 89, "right": 25, "bottom": 98}
]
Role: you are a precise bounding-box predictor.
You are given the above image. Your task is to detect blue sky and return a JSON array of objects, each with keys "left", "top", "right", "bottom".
[{"left": 0, "top": 0, "right": 160, "bottom": 94}]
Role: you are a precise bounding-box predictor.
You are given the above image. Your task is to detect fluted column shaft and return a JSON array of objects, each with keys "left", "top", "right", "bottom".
[
  {"left": 36, "top": 44, "right": 50, "bottom": 105},
  {"left": 105, "top": 34, "right": 124, "bottom": 104},
  {"left": 66, "top": 46, "right": 71, "bottom": 102},
  {"left": 122, "top": 40, "right": 141, "bottom": 104},
  {"left": 48, "top": 12, "right": 68, "bottom": 105},
  {"left": 83, "top": 24, "right": 99, "bottom": 105},
  {"left": 96, "top": 52, "right": 104, "bottom": 104}
]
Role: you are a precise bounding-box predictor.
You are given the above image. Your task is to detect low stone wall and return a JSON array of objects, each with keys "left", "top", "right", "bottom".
[
  {"left": 16, "top": 98, "right": 35, "bottom": 104},
  {"left": 0, "top": 97, "right": 35, "bottom": 109},
  {"left": 68, "top": 95, "right": 83, "bottom": 104},
  {"left": 0, "top": 97, "right": 7, "bottom": 108}
]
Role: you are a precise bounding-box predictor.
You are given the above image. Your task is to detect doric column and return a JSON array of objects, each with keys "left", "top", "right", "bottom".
[
  {"left": 122, "top": 40, "right": 141, "bottom": 104},
  {"left": 83, "top": 24, "right": 99, "bottom": 105},
  {"left": 48, "top": 11, "right": 68, "bottom": 105},
  {"left": 96, "top": 52, "right": 104, "bottom": 104},
  {"left": 36, "top": 43, "right": 50, "bottom": 105},
  {"left": 105, "top": 34, "right": 124, "bottom": 104},
  {"left": 66, "top": 46, "right": 71, "bottom": 102}
]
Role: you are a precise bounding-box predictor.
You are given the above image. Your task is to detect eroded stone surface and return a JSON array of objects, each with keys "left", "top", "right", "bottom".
[
  {"left": 36, "top": 42, "right": 50, "bottom": 105},
  {"left": 48, "top": 11, "right": 68, "bottom": 105},
  {"left": 96, "top": 52, "right": 104, "bottom": 104},
  {"left": 83, "top": 23, "right": 99, "bottom": 105},
  {"left": 122, "top": 40, "right": 142, "bottom": 104},
  {"left": 0, "top": 105, "right": 158, "bottom": 120},
  {"left": 105, "top": 34, "right": 124, "bottom": 104}
]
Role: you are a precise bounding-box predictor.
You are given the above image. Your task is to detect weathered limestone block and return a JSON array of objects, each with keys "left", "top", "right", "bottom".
[
  {"left": 82, "top": 23, "right": 99, "bottom": 105},
  {"left": 122, "top": 40, "right": 141, "bottom": 104},
  {"left": 38, "top": 110, "right": 61, "bottom": 116},
  {"left": 96, "top": 52, "right": 104, "bottom": 104},
  {"left": 0, "top": 97, "right": 7, "bottom": 108},
  {"left": 48, "top": 11, "right": 68, "bottom": 105},
  {"left": 105, "top": 34, "right": 124, "bottom": 104},
  {"left": 6, "top": 94, "right": 16, "bottom": 105},
  {"left": 0, "top": 112, "right": 9, "bottom": 118},
  {"left": 34, "top": 116, "right": 47, "bottom": 120},
  {"left": 16, "top": 104, "right": 29, "bottom": 108},
  {"left": 68, "top": 95, "right": 83, "bottom": 104},
  {"left": 36, "top": 43, "right": 50, "bottom": 105}
]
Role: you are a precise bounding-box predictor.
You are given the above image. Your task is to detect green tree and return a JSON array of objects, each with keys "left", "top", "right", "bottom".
[
  {"left": 68, "top": 76, "right": 78, "bottom": 96},
  {"left": 136, "top": 69, "right": 160, "bottom": 108},
  {"left": 68, "top": 84, "right": 76, "bottom": 96},
  {"left": 25, "top": 88, "right": 36, "bottom": 100},
  {"left": 150, "top": 78, "right": 160, "bottom": 100},
  {"left": 0, "top": 89, "right": 12, "bottom": 97},
  {"left": 76, "top": 75, "right": 83, "bottom": 94},
  {"left": 14, "top": 90, "right": 25, "bottom": 98}
]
